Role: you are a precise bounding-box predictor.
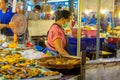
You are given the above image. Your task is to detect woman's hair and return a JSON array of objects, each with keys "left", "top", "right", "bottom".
[
  {"left": 55, "top": 10, "right": 71, "bottom": 21},
  {"left": 4, "top": 0, "right": 8, "bottom": 3},
  {"left": 34, "top": 5, "right": 41, "bottom": 10}
]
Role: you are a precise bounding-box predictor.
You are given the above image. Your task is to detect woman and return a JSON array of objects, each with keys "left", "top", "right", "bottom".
[
  {"left": 0, "top": 0, "right": 15, "bottom": 36},
  {"left": 26, "top": 5, "right": 41, "bottom": 20},
  {"left": 100, "top": 16, "right": 109, "bottom": 33},
  {"left": 88, "top": 14, "right": 97, "bottom": 25},
  {"left": 46, "top": 10, "right": 71, "bottom": 56}
]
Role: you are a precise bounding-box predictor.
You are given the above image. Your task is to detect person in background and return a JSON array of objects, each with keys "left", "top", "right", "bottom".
[
  {"left": 82, "top": 13, "right": 88, "bottom": 26},
  {"left": 49, "top": 6, "right": 62, "bottom": 20},
  {"left": 0, "top": 0, "right": 15, "bottom": 36},
  {"left": 56, "top": 6, "right": 62, "bottom": 11},
  {"left": 100, "top": 15, "right": 109, "bottom": 33},
  {"left": 40, "top": 10, "right": 45, "bottom": 20},
  {"left": 27, "top": 5, "right": 41, "bottom": 20},
  {"left": 46, "top": 10, "right": 71, "bottom": 56},
  {"left": 16, "top": 2, "right": 23, "bottom": 14},
  {"left": 88, "top": 14, "right": 97, "bottom": 25}
]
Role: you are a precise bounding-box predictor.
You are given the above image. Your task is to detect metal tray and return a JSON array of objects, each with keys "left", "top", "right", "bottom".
[{"left": 36, "top": 56, "right": 81, "bottom": 69}]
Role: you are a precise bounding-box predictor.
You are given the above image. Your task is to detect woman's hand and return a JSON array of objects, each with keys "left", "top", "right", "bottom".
[
  {"left": 53, "top": 38, "right": 70, "bottom": 56},
  {"left": 0, "top": 24, "right": 9, "bottom": 29},
  {"left": 9, "top": 22, "right": 14, "bottom": 28}
]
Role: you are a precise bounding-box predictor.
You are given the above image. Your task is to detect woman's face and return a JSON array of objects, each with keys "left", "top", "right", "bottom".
[
  {"left": 0, "top": 0, "right": 7, "bottom": 10},
  {"left": 34, "top": 8, "right": 40, "bottom": 14},
  {"left": 62, "top": 16, "right": 71, "bottom": 24}
]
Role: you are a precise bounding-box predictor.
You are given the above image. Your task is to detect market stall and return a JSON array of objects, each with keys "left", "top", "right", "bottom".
[
  {"left": 1, "top": 0, "right": 120, "bottom": 80},
  {"left": 76, "top": 0, "right": 119, "bottom": 80},
  {"left": 0, "top": 0, "right": 81, "bottom": 80},
  {"left": 0, "top": 30, "right": 81, "bottom": 80},
  {"left": 0, "top": 48, "right": 63, "bottom": 79},
  {"left": 25, "top": 0, "right": 120, "bottom": 80}
]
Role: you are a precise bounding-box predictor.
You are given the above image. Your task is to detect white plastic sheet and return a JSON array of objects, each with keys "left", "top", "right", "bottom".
[{"left": 20, "top": 49, "right": 46, "bottom": 60}]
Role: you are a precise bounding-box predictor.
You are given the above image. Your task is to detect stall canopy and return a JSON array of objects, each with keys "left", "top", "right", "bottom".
[{"left": 82, "top": 0, "right": 115, "bottom": 12}]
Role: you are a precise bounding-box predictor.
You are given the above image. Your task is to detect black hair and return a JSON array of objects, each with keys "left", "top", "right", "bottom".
[
  {"left": 57, "top": 6, "right": 62, "bottom": 10},
  {"left": 34, "top": 5, "right": 41, "bottom": 10},
  {"left": 4, "top": 0, "right": 8, "bottom": 3},
  {"left": 55, "top": 10, "right": 71, "bottom": 21}
]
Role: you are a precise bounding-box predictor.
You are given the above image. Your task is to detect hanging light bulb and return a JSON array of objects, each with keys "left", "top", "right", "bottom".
[
  {"left": 84, "top": 9, "right": 91, "bottom": 15},
  {"left": 101, "top": 9, "right": 107, "bottom": 14}
]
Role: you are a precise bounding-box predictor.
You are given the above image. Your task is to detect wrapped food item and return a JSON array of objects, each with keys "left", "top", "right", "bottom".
[
  {"left": 43, "top": 71, "right": 59, "bottom": 76},
  {"left": 0, "top": 35, "right": 6, "bottom": 44},
  {"left": 21, "top": 49, "right": 47, "bottom": 60}
]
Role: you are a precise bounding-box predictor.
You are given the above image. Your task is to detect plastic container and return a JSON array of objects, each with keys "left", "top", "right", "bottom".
[
  {"left": 71, "top": 28, "right": 77, "bottom": 38},
  {"left": 72, "top": 28, "right": 97, "bottom": 38},
  {"left": 82, "top": 29, "right": 97, "bottom": 37},
  {"left": 68, "top": 37, "right": 77, "bottom": 44},
  {"left": 68, "top": 37, "right": 105, "bottom": 55},
  {"left": 107, "top": 37, "right": 120, "bottom": 44},
  {"left": 68, "top": 44, "right": 77, "bottom": 56}
]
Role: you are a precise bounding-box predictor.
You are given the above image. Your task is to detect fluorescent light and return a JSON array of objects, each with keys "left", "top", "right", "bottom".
[
  {"left": 47, "top": 0, "right": 68, "bottom": 3},
  {"left": 101, "top": 10, "right": 107, "bottom": 14},
  {"left": 84, "top": 9, "right": 91, "bottom": 15}
]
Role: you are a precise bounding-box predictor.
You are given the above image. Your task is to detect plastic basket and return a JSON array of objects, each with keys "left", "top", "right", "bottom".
[
  {"left": 72, "top": 28, "right": 97, "bottom": 38},
  {"left": 107, "top": 37, "right": 120, "bottom": 44},
  {"left": 82, "top": 29, "right": 97, "bottom": 37}
]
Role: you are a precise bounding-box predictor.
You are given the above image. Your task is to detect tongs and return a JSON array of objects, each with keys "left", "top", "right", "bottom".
[{"left": 65, "top": 55, "right": 81, "bottom": 59}]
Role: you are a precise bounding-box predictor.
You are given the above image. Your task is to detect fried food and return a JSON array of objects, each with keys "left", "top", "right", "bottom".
[
  {"left": 1, "top": 67, "right": 41, "bottom": 79},
  {"left": 43, "top": 71, "right": 59, "bottom": 76},
  {"left": 1, "top": 65, "right": 12, "bottom": 70},
  {"left": 56, "top": 61, "right": 62, "bottom": 65},
  {"left": 37, "top": 57, "right": 81, "bottom": 69},
  {"left": 15, "top": 63, "right": 28, "bottom": 67}
]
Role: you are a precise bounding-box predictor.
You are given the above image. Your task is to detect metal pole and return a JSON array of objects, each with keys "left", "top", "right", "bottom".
[
  {"left": 77, "top": 0, "right": 82, "bottom": 57},
  {"left": 69, "top": 0, "right": 74, "bottom": 13},
  {"left": 23, "top": 0, "right": 27, "bottom": 16},
  {"left": 111, "top": 0, "right": 115, "bottom": 30},
  {"left": 80, "top": 51, "right": 86, "bottom": 80},
  {"left": 96, "top": 0, "right": 101, "bottom": 59},
  {"left": 77, "top": 0, "right": 85, "bottom": 80},
  {"left": 20, "top": 0, "right": 27, "bottom": 44}
]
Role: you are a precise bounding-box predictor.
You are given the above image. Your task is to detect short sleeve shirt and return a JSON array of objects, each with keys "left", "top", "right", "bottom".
[
  {"left": 27, "top": 11, "right": 40, "bottom": 20},
  {"left": 47, "top": 24, "right": 66, "bottom": 51},
  {"left": 0, "top": 8, "right": 15, "bottom": 36}
]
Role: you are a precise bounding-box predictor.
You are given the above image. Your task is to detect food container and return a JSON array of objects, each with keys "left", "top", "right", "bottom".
[
  {"left": 107, "top": 37, "right": 120, "bottom": 44},
  {"left": 82, "top": 29, "right": 97, "bottom": 37},
  {"left": 36, "top": 56, "right": 81, "bottom": 69},
  {"left": 71, "top": 27, "right": 77, "bottom": 38}
]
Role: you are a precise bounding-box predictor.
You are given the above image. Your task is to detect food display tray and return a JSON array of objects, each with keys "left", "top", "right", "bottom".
[{"left": 36, "top": 56, "right": 81, "bottom": 69}]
